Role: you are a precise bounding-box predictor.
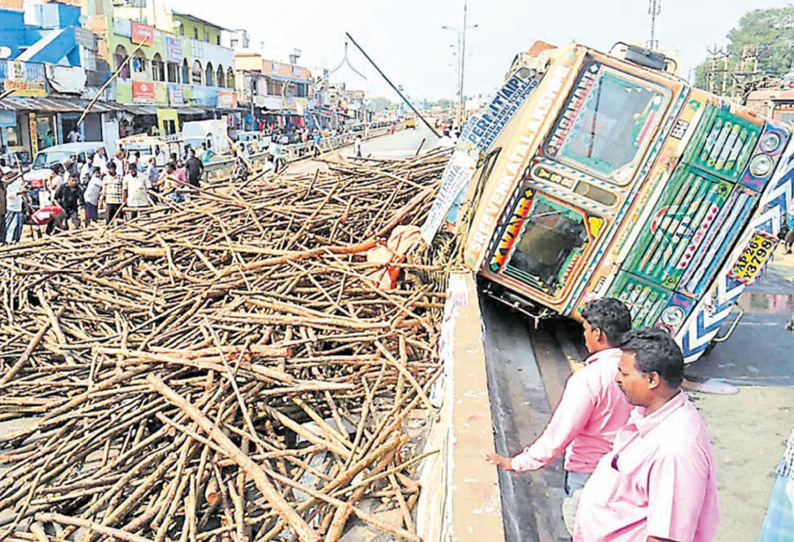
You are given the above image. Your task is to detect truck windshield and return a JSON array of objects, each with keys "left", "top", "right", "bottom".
[
  {"left": 545, "top": 60, "right": 669, "bottom": 185},
  {"left": 505, "top": 196, "right": 591, "bottom": 297}
]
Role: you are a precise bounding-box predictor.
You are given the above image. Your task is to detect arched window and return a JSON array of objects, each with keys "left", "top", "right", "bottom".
[
  {"left": 182, "top": 58, "right": 189, "bottom": 84},
  {"left": 205, "top": 62, "right": 214, "bottom": 87},
  {"left": 131, "top": 50, "right": 148, "bottom": 77},
  {"left": 217, "top": 65, "right": 225, "bottom": 88},
  {"left": 227, "top": 68, "right": 235, "bottom": 89},
  {"left": 114, "top": 45, "right": 130, "bottom": 80},
  {"left": 152, "top": 53, "right": 165, "bottom": 82},
  {"left": 192, "top": 60, "right": 203, "bottom": 85}
]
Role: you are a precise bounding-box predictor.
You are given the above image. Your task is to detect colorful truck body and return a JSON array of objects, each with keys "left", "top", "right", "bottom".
[{"left": 424, "top": 42, "right": 794, "bottom": 363}]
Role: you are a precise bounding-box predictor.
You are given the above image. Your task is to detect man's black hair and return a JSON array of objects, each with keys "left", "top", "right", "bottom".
[
  {"left": 580, "top": 297, "right": 632, "bottom": 347},
  {"left": 619, "top": 328, "right": 684, "bottom": 389}
]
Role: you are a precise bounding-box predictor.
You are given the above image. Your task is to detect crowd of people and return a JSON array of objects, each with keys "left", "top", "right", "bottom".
[
  {"left": 486, "top": 298, "right": 720, "bottom": 541},
  {"left": 0, "top": 144, "right": 221, "bottom": 245}
]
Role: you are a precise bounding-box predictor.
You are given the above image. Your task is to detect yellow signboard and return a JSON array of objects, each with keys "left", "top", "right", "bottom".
[{"left": 3, "top": 80, "right": 46, "bottom": 97}]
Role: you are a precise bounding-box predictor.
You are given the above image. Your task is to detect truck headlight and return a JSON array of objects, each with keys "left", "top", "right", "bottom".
[
  {"left": 661, "top": 306, "right": 685, "bottom": 327},
  {"left": 760, "top": 132, "right": 782, "bottom": 153},
  {"left": 749, "top": 154, "right": 774, "bottom": 177}
]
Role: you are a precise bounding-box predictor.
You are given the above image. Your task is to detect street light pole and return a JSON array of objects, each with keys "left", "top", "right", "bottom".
[
  {"left": 460, "top": 0, "right": 468, "bottom": 129},
  {"left": 442, "top": 1, "right": 477, "bottom": 130}
]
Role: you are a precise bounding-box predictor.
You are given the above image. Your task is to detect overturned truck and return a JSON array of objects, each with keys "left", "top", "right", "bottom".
[{"left": 423, "top": 41, "right": 794, "bottom": 364}]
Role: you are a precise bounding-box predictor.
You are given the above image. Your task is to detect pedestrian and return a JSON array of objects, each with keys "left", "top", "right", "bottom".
[
  {"left": 354, "top": 135, "right": 362, "bottom": 159},
  {"left": 123, "top": 163, "right": 148, "bottom": 220},
  {"left": 159, "top": 163, "right": 185, "bottom": 203},
  {"left": 40, "top": 164, "right": 65, "bottom": 208},
  {"left": 53, "top": 173, "right": 84, "bottom": 230},
  {"left": 67, "top": 128, "right": 81, "bottom": 143},
  {"left": 199, "top": 142, "right": 213, "bottom": 164},
  {"left": 145, "top": 157, "right": 159, "bottom": 192},
  {"left": 101, "top": 162, "right": 124, "bottom": 225},
  {"left": 182, "top": 144, "right": 192, "bottom": 163},
  {"left": 487, "top": 298, "right": 633, "bottom": 532},
  {"left": 112, "top": 150, "right": 125, "bottom": 177},
  {"left": 80, "top": 154, "right": 94, "bottom": 187},
  {"left": 4, "top": 173, "right": 26, "bottom": 244},
  {"left": 784, "top": 198, "right": 794, "bottom": 255},
  {"left": 93, "top": 147, "right": 108, "bottom": 173},
  {"left": 0, "top": 168, "right": 10, "bottom": 244},
  {"left": 313, "top": 132, "right": 322, "bottom": 158},
  {"left": 573, "top": 328, "right": 719, "bottom": 542},
  {"left": 185, "top": 149, "right": 204, "bottom": 189},
  {"left": 0, "top": 157, "right": 10, "bottom": 176},
  {"left": 83, "top": 167, "right": 103, "bottom": 224},
  {"left": 42, "top": 130, "right": 54, "bottom": 148}
]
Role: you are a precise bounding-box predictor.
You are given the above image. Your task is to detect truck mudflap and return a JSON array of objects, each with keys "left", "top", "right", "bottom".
[{"left": 677, "top": 145, "right": 794, "bottom": 363}]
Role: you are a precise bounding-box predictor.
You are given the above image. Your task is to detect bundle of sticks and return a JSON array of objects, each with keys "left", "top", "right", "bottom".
[{"left": 0, "top": 149, "right": 458, "bottom": 542}]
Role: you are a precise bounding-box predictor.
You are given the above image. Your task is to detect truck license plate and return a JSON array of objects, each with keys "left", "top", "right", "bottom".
[{"left": 729, "top": 232, "right": 778, "bottom": 285}]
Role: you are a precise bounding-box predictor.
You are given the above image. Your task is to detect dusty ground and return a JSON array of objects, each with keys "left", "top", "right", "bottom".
[{"left": 687, "top": 247, "right": 794, "bottom": 541}]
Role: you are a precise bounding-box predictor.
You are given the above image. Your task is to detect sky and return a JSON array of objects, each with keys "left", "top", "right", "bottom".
[{"left": 165, "top": 0, "right": 794, "bottom": 102}]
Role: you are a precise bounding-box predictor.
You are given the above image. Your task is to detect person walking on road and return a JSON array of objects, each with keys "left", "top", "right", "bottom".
[
  {"left": 4, "top": 173, "right": 27, "bottom": 244},
  {"left": 313, "top": 132, "right": 322, "bottom": 158},
  {"left": 101, "top": 162, "right": 124, "bottom": 225},
  {"left": 573, "top": 328, "right": 720, "bottom": 542},
  {"left": 185, "top": 149, "right": 204, "bottom": 189},
  {"left": 84, "top": 167, "right": 104, "bottom": 224},
  {"left": 487, "top": 298, "right": 633, "bottom": 532},
  {"left": 354, "top": 135, "right": 362, "bottom": 159},
  {"left": 54, "top": 173, "right": 84, "bottom": 230},
  {"left": 0, "top": 167, "right": 14, "bottom": 244}
]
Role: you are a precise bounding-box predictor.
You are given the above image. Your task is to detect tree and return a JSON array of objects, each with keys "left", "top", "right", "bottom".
[{"left": 695, "top": 6, "right": 794, "bottom": 93}]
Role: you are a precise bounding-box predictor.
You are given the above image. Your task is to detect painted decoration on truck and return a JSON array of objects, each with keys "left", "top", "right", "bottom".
[
  {"left": 678, "top": 127, "right": 793, "bottom": 363},
  {"left": 487, "top": 188, "right": 601, "bottom": 299},
  {"left": 623, "top": 167, "right": 733, "bottom": 290},
  {"left": 458, "top": 70, "right": 541, "bottom": 158}
]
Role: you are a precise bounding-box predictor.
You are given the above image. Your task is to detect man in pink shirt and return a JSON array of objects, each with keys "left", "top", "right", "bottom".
[
  {"left": 574, "top": 328, "right": 719, "bottom": 542},
  {"left": 486, "top": 298, "right": 633, "bottom": 497}
]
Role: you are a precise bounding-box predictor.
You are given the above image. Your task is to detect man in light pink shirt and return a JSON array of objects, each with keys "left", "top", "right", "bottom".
[
  {"left": 486, "top": 298, "right": 633, "bottom": 497},
  {"left": 574, "top": 328, "right": 719, "bottom": 542}
]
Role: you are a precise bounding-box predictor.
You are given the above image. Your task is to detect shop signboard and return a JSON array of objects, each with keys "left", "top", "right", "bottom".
[
  {"left": 169, "top": 85, "right": 185, "bottom": 106},
  {"left": 166, "top": 37, "right": 183, "bottom": 63},
  {"left": 217, "top": 91, "right": 237, "bottom": 109},
  {"left": 0, "top": 110, "right": 16, "bottom": 128},
  {"left": 131, "top": 22, "right": 155, "bottom": 45},
  {"left": 132, "top": 81, "right": 156, "bottom": 104},
  {"left": 113, "top": 18, "right": 132, "bottom": 38},
  {"left": 0, "top": 60, "right": 46, "bottom": 96}
]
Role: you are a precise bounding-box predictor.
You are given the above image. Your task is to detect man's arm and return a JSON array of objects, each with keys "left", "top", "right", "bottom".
[{"left": 489, "top": 371, "right": 598, "bottom": 472}]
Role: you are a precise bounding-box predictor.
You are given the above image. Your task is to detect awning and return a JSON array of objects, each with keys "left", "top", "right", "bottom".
[
  {"left": 175, "top": 106, "right": 209, "bottom": 115},
  {"left": 0, "top": 96, "right": 124, "bottom": 114},
  {"left": 121, "top": 105, "right": 159, "bottom": 116}
]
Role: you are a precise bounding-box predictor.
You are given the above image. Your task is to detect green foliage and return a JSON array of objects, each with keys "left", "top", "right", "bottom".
[
  {"left": 694, "top": 5, "right": 794, "bottom": 91},
  {"left": 727, "top": 6, "right": 794, "bottom": 76}
]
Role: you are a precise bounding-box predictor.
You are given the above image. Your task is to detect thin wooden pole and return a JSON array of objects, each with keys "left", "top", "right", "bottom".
[{"left": 78, "top": 36, "right": 150, "bottom": 127}]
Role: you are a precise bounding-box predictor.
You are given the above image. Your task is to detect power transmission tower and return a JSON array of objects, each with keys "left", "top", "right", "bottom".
[{"left": 648, "top": 0, "right": 661, "bottom": 51}]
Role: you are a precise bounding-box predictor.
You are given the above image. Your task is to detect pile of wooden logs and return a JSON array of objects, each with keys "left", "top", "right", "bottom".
[{"left": 0, "top": 149, "right": 457, "bottom": 542}]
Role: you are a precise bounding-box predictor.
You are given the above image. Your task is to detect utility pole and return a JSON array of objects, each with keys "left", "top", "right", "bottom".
[
  {"left": 648, "top": 0, "right": 661, "bottom": 51},
  {"left": 442, "top": 0, "right": 477, "bottom": 130},
  {"left": 459, "top": 0, "right": 468, "bottom": 129}
]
